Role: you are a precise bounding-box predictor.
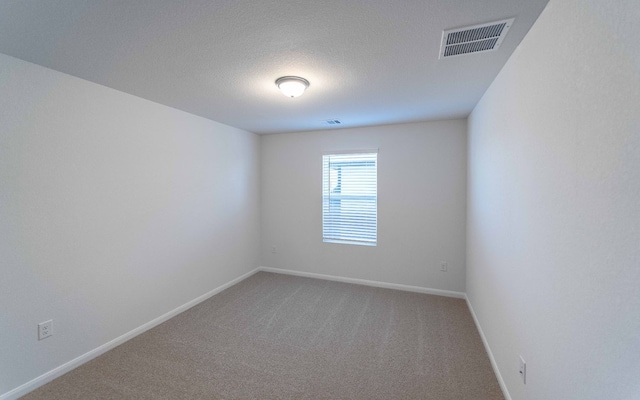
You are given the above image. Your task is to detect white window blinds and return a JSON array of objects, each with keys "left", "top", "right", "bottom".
[{"left": 322, "top": 152, "right": 377, "bottom": 246}]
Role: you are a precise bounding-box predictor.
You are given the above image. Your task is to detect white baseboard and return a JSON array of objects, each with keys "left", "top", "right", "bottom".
[
  {"left": 0, "top": 267, "right": 260, "bottom": 400},
  {"left": 257, "top": 266, "right": 466, "bottom": 299},
  {"left": 465, "top": 295, "right": 511, "bottom": 400}
]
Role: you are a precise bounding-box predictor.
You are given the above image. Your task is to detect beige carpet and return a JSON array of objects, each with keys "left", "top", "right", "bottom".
[{"left": 22, "top": 272, "right": 503, "bottom": 399}]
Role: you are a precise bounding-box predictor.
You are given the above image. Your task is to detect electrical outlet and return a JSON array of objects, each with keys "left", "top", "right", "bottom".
[
  {"left": 440, "top": 262, "right": 448, "bottom": 272},
  {"left": 38, "top": 320, "right": 53, "bottom": 340},
  {"left": 271, "top": 246, "right": 276, "bottom": 254},
  {"left": 519, "top": 355, "right": 526, "bottom": 384}
]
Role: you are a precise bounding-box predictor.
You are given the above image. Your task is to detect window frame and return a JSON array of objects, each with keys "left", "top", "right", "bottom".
[{"left": 322, "top": 150, "right": 378, "bottom": 246}]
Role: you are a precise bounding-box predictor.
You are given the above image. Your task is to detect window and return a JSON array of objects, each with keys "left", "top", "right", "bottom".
[{"left": 322, "top": 151, "right": 377, "bottom": 246}]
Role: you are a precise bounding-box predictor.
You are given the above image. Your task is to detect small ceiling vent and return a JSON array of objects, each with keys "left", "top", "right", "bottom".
[
  {"left": 440, "top": 18, "right": 514, "bottom": 58},
  {"left": 323, "top": 119, "right": 342, "bottom": 126}
]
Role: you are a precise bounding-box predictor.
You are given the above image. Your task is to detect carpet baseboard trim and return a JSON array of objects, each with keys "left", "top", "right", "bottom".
[
  {"left": 258, "top": 266, "right": 465, "bottom": 299},
  {"left": 465, "top": 295, "right": 512, "bottom": 400},
  {"left": 0, "top": 267, "right": 261, "bottom": 400}
]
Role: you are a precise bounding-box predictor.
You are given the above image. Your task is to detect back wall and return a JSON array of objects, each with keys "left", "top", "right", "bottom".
[{"left": 260, "top": 120, "right": 467, "bottom": 293}]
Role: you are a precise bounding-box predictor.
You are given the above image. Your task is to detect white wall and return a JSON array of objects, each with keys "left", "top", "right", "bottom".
[
  {"left": 261, "top": 120, "right": 467, "bottom": 293},
  {"left": 467, "top": 0, "right": 640, "bottom": 399},
  {"left": 0, "top": 53, "right": 260, "bottom": 396}
]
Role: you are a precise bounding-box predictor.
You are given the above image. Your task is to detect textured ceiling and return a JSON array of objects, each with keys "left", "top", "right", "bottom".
[{"left": 0, "top": 0, "right": 549, "bottom": 134}]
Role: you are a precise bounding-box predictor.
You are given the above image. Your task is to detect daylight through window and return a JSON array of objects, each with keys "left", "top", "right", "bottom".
[{"left": 322, "top": 152, "right": 377, "bottom": 246}]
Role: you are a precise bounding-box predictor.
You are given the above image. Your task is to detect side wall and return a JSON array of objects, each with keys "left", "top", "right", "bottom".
[
  {"left": 466, "top": 0, "right": 640, "bottom": 399},
  {"left": 0, "top": 53, "right": 261, "bottom": 395},
  {"left": 261, "top": 120, "right": 467, "bottom": 293}
]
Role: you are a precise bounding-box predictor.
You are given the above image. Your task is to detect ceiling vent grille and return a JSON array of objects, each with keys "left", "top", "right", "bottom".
[
  {"left": 323, "top": 119, "right": 342, "bottom": 126},
  {"left": 440, "top": 18, "right": 514, "bottom": 58}
]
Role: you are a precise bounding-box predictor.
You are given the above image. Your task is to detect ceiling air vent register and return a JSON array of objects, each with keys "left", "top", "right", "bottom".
[
  {"left": 440, "top": 18, "right": 514, "bottom": 58},
  {"left": 323, "top": 119, "right": 342, "bottom": 126}
]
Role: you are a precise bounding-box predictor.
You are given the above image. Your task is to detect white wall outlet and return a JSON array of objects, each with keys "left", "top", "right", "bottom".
[
  {"left": 440, "top": 262, "right": 448, "bottom": 272},
  {"left": 38, "top": 320, "right": 53, "bottom": 340},
  {"left": 271, "top": 246, "right": 276, "bottom": 254},
  {"left": 519, "top": 355, "right": 526, "bottom": 384}
]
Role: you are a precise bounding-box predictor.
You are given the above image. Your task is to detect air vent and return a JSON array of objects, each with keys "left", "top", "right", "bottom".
[
  {"left": 323, "top": 119, "right": 342, "bottom": 126},
  {"left": 439, "top": 18, "right": 514, "bottom": 58}
]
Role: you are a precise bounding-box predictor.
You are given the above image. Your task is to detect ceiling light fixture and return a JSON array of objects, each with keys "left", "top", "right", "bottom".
[{"left": 275, "top": 76, "right": 310, "bottom": 98}]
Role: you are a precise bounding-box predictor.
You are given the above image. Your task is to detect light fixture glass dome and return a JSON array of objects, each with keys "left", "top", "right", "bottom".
[{"left": 276, "top": 76, "right": 310, "bottom": 98}]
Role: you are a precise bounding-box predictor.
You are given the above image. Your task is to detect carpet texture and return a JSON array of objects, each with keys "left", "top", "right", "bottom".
[{"left": 22, "top": 272, "right": 504, "bottom": 399}]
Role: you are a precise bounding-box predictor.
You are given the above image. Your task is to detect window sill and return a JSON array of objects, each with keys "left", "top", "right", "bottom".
[{"left": 323, "top": 239, "right": 377, "bottom": 247}]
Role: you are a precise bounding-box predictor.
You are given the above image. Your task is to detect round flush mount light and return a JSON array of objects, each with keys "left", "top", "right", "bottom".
[{"left": 275, "top": 76, "right": 310, "bottom": 98}]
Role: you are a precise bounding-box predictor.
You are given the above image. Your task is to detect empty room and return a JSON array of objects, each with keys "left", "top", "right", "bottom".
[{"left": 1, "top": 1, "right": 638, "bottom": 399}]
